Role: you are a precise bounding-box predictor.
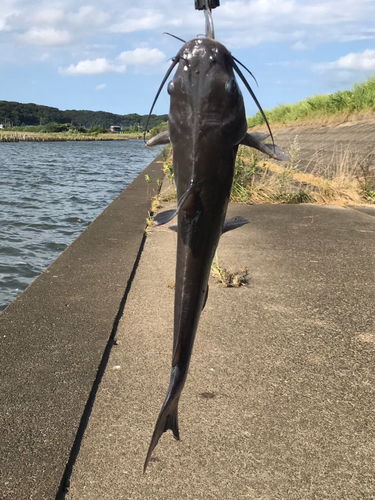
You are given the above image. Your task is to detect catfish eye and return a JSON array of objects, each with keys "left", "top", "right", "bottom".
[
  {"left": 225, "top": 78, "right": 237, "bottom": 94},
  {"left": 167, "top": 81, "right": 175, "bottom": 95}
]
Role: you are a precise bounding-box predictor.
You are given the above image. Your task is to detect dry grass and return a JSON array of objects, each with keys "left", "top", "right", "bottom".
[
  {"left": 155, "top": 135, "right": 375, "bottom": 207},
  {"left": 231, "top": 139, "right": 375, "bottom": 205},
  {"left": 211, "top": 253, "right": 248, "bottom": 287},
  {"left": 160, "top": 185, "right": 177, "bottom": 202},
  {"left": 0, "top": 131, "right": 131, "bottom": 142}
]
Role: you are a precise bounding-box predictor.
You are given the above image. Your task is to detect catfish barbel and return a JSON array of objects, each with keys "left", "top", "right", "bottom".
[{"left": 144, "top": 36, "right": 288, "bottom": 471}]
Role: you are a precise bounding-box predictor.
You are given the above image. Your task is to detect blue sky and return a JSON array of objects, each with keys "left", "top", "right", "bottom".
[{"left": 1, "top": 0, "right": 374, "bottom": 118}]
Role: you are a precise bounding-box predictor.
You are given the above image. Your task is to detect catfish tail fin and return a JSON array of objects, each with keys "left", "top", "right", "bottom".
[{"left": 144, "top": 398, "right": 180, "bottom": 472}]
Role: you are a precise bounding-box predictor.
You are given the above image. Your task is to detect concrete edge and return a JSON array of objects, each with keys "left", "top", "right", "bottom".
[{"left": 0, "top": 155, "right": 164, "bottom": 499}]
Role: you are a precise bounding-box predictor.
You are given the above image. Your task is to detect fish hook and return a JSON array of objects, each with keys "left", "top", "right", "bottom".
[
  {"left": 204, "top": 6, "right": 215, "bottom": 39},
  {"left": 195, "top": 0, "right": 219, "bottom": 39}
]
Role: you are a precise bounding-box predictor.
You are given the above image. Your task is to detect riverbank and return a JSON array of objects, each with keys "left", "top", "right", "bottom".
[
  {"left": 1, "top": 150, "right": 374, "bottom": 498},
  {"left": 160, "top": 117, "right": 375, "bottom": 206},
  {"left": 0, "top": 155, "right": 164, "bottom": 498},
  {"left": 0, "top": 131, "right": 147, "bottom": 142},
  {"left": 247, "top": 77, "right": 375, "bottom": 129}
]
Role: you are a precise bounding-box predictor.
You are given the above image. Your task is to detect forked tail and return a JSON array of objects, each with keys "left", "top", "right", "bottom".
[{"left": 144, "top": 397, "right": 180, "bottom": 472}]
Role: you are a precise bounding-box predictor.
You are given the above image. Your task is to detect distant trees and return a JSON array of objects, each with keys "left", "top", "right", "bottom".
[
  {"left": 87, "top": 125, "right": 106, "bottom": 135},
  {"left": 149, "top": 121, "right": 168, "bottom": 137},
  {"left": 0, "top": 100, "right": 168, "bottom": 130}
]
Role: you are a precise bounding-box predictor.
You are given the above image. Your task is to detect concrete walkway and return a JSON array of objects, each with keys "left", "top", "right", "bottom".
[{"left": 66, "top": 202, "right": 375, "bottom": 500}]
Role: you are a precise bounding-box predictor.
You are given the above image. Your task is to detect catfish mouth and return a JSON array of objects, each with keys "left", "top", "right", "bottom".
[{"left": 144, "top": 37, "right": 274, "bottom": 147}]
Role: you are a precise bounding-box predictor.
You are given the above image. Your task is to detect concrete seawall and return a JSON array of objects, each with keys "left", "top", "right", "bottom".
[{"left": 0, "top": 155, "right": 164, "bottom": 499}]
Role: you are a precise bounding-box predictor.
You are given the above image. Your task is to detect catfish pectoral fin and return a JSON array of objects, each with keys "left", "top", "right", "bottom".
[
  {"left": 240, "top": 132, "right": 290, "bottom": 161},
  {"left": 249, "top": 132, "right": 270, "bottom": 142},
  {"left": 170, "top": 216, "right": 249, "bottom": 234},
  {"left": 153, "top": 209, "right": 177, "bottom": 226},
  {"left": 144, "top": 398, "right": 179, "bottom": 472},
  {"left": 146, "top": 130, "right": 170, "bottom": 147},
  {"left": 222, "top": 216, "right": 249, "bottom": 234},
  {"left": 154, "top": 183, "right": 201, "bottom": 227},
  {"left": 264, "top": 143, "right": 290, "bottom": 162}
]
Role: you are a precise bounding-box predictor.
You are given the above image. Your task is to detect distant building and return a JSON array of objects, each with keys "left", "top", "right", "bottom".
[
  {"left": 0, "top": 124, "right": 6, "bottom": 129},
  {"left": 110, "top": 125, "right": 121, "bottom": 133}
]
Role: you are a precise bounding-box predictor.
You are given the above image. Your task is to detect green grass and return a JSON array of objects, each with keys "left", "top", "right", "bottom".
[{"left": 247, "top": 77, "right": 375, "bottom": 128}]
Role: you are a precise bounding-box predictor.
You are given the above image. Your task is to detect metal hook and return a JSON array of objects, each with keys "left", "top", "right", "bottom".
[
  {"left": 195, "top": 0, "right": 218, "bottom": 39},
  {"left": 204, "top": 6, "right": 215, "bottom": 39}
]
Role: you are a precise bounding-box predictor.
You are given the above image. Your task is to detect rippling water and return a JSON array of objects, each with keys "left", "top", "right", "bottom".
[{"left": 0, "top": 140, "right": 163, "bottom": 312}]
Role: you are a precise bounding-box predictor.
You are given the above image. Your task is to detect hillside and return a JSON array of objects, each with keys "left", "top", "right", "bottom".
[
  {"left": 247, "top": 77, "right": 375, "bottom": 129},
  {"left": 0, "top": 100, "right": 168, "bottom": 130}
]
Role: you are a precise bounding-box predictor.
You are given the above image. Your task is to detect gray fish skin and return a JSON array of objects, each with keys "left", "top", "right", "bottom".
[{"left": 144, "top": 38, "right": 250, "bottom": 471}]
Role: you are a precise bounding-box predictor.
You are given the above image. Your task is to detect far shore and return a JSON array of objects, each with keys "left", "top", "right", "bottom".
[{"left": 0, "top": 131, "right": 149, "bottom": 143}]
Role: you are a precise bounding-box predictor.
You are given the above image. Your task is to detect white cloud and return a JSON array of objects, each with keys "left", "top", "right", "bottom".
[
  {"left": 59, "top": 58, "right": 126, "bottom": 76},
  {"left": 220, "top": 0, "right": 295, "bottom": 19},
  {"left": 59, "top": 46, "right": 166, "bottom": 76},
  {"left": 67, "top": 5, "right": 110, "bottom": 27},
  {"left": 292, "top": 41, "right": 307, "bottom": 51},
  {"left": 32, "top": 8, "right": 64, "bottom": 25},
  {"left": 18, "top": 28, "right": 71, "bottom": 46},
  {"left": 109, "top": 13, "right": 165, "bottom": 33},
  {"left": 315, "top": 49, "right": 375, "bottom": 72},
  {"left": 117, "top": 48, "right": 165, "bottom": 66},
  {"left": 3, "top": 0, "right": 375, "bottom": 54},
  {"left": 335, "top": 49, "right": 375, "bottom": 70},
  {"left": 95, "top": 83, "right": 107, "bottom": 90},
  {"left": 215, "top": 0, "right": 375, "bottom": 47},
  {"left": 0, "top": 0, "right": 18, "bottom": 31}
]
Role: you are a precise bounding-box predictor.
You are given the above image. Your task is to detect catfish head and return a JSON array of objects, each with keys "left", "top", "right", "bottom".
[
  {"left": 145, "top": 38, "right": 289, "bottom": 164},
  {"left": 168, "top": 38, "right": 248, "bottom": 149}
]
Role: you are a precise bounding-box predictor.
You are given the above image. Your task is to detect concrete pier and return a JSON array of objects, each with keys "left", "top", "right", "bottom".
[
  {"left": 0, "top": 156, "right": 164, "bottom": 499},
  {"left": 65, "top": 202, "right": 375, "bottom": 500},
  {"left": 0, "top": 153, "right": 374, "bottom": 499}
]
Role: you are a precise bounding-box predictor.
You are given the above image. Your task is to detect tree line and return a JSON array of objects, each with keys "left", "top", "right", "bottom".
[{"left": 0, "top": 100, "right": 168, "bottom": 130}]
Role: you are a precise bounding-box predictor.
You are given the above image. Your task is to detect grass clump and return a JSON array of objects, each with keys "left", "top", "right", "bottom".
[
  {"left": 211, "top": 252, "right": 248, "bottom": 287},
  {"left": 230, "top": 137, "right": 375, "bottom": 205},
  {"left": 230, "top": 140, "right": 315, "bottom": 204},
  {"left": 247, "top": 77, "right": 375, "bottom": 128},
  {"left": 154, "top": 133, "right": 374, "bottom": 206},
  {"left": 162, "top": 145, "right": 174, "bottom": 183},
  {"left": 159, "top": 145, "right": 178, "bottom": 202}
]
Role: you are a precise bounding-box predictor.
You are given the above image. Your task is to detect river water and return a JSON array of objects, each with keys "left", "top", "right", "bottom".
[{"left": 0, "top": 140, "right": 163, "bottom": 312}]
